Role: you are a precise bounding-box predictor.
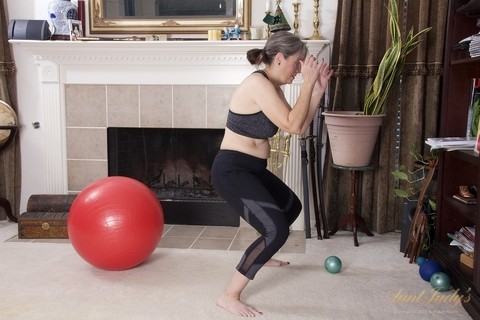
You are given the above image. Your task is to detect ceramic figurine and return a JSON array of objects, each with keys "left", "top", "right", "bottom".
[
  {"left": 224, "top": 25, "right": 241, "bottom": 40},
  {"left": 47, "top": 0, "right": 78, "bottom": 38}
]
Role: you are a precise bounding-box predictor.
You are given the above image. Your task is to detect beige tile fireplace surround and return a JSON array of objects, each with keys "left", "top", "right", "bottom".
[
  {"left": 11, "top": 40, "right": 329, "bottom": 230},
  {"left": 65, "top": 83, "right": 236, "bottom": 191}
]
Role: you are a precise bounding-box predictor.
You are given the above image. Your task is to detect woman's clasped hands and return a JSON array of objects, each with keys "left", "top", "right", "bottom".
[{"left": 300, "top": 55, "right": 333, "bottom": 90}]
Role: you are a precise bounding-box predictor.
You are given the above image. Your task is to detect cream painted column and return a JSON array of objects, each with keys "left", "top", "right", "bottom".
[
  {"left": 35, "top": 57, "right": 68, "bottom": 194},
  {"left": 283, "top": 83, "right": 304, "bottom": 231}
]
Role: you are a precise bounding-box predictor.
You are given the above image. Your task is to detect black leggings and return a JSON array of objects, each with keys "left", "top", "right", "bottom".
[{"left": 211, "top": 150, "right": 302, "bottom": 280}]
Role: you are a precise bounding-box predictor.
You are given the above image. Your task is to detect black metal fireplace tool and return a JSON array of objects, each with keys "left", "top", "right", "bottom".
[{"left": 300, "top": 100, "right": 329, "bottom": 240}]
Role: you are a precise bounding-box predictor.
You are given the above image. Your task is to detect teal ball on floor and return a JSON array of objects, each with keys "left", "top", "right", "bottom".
[
  {"left": 430, "top": 272, "right": 451, "bottom": 291},
  {"left": 324, "top": 256, "right": 342, "bottom": 274},
  {"left": 416, "top": 256, "right": 426, "bottom": 266}
]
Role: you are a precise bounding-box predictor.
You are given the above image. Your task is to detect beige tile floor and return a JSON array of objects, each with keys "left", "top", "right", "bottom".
[
  {"left": 159, "top": 225, "right": 306, "bottom": 253},
  {"left": 7, "top": 225, "right": 306, "bottom": 254}
]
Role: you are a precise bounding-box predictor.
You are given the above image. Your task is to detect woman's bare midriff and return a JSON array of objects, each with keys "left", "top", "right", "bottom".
[{"left": 220, "top": 128, "right": 271, "bottom": 159}]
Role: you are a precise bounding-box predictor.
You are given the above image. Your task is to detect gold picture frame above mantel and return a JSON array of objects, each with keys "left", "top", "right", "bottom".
[{"left": 88, "top": 0, "right": 251, "bottom": 35}]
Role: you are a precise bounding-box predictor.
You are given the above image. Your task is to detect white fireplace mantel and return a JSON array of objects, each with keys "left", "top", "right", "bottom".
[
  {"left": 10, "top": 39, "right": 330, "bottom": 230},
  {"left": 13, "top": 40, "right": 277, "bottom": 85}
]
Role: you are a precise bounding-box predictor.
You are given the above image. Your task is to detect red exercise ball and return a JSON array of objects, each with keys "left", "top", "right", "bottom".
[{"left": 68, "top": 176, "right": 164, "bottom": 271}]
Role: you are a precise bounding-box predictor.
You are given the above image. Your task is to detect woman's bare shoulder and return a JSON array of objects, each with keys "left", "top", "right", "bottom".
[
  {"left": 235, "top": 71, "right": 258, "bottom": 85},
  {"left": 230, "top": 73, "right": 271, "bottom": 110}
]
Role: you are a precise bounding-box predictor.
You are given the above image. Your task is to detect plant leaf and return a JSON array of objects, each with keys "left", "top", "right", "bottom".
[
  {"left": 391, "top": 170, "right": 409, "bottom": 181},
  {"left": 393, "top": 189, "right": 409, "bottom": 198},
  {"left": 363, "top": 0, "right": 430, "bottom": 115}
]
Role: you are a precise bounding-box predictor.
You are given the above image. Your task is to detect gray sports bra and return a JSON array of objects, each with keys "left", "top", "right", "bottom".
[{"left": 225, "top": 70, "right": 278, "bottom": 139}]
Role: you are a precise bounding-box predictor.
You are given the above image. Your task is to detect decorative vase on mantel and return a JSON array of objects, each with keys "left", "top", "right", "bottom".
[
  {"left": 323, "top": 111, "right": 385, "bottom": 167},
  {"left": 47, "top": 0, "right": 78, "bottom": 40}
]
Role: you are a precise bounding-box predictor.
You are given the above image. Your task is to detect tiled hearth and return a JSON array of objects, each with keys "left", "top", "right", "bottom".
[
  {"left": 11, "top": 40, "right": 330, "bottom": 230},
  {"left": 7, "top": 225, "right": 306, "bottom": 253}
]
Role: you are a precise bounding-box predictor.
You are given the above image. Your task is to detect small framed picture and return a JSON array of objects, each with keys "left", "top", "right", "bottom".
[{"left": 68, "top": 19, "right": 83, "bottom": 41}]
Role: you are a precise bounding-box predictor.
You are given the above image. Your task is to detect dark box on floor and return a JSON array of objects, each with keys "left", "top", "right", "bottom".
[{"left": 18, "top": 194, "right": 77, "bottom": 239}]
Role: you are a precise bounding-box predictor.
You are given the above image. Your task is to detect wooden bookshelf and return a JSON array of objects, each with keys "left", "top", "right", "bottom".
[{"left": 433, "top": 0, "right": 480, "bottom": 318}]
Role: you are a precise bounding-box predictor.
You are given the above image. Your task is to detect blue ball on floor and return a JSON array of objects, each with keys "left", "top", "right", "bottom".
[
  {"left": 419, "top": 260, "right": 442, "bottom": 281},
  {"left": 324, "top": 256, "right": 342, "bottom": 274}
]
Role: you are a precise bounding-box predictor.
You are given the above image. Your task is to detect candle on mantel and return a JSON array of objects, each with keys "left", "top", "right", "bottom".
[
  {"left": 77, "top": 0, "right": 86, "bottom": 36},
  {"left": 266, "top": 0, "right": 270, "bottom": 12}
]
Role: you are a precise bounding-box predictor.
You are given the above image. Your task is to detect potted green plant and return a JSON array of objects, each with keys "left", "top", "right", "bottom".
[
  {"left": 391, "top": 145, "right": 438, "bottom": 206},
  {"left": 391, "top": 144, "right": 438, "bottom": 259},
  {"left": 324, "top": 0, "right": 431, "bottom": 167}
]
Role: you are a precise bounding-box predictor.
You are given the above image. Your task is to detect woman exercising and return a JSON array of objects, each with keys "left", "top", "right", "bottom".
[{"left": 211, "top": 31, "right": 333, "bottom": 317}]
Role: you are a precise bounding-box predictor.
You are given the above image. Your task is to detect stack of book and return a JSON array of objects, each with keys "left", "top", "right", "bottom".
[
  {"left": 470, "top": 34, "right": 480, "bottom": 57},
  {"left": 425, "top": 137, "right": 476, "bottom": 151},
  {"left": 448, "top": 226, "right": 475, "bottom": 255}
]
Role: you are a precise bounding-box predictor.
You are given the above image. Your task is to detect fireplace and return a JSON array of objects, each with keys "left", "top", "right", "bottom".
[
  {"left": 107, "top": 127, "right": 238, "bottom": 226},
  {"left": 11, "top": 39, "right": 329, "bottom": 230}
]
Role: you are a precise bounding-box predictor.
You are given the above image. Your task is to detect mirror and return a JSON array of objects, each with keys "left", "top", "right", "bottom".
[{"left": 89, "top": 0, "right": 251, "bottom": 35}]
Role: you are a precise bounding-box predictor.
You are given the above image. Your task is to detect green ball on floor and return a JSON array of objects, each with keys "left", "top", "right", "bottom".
[
  {"left": 430, "top": 272, "right": 451, "bottom": 292},
  {"left": 324, "top": 256, "right": 342, "bottom": 274}
]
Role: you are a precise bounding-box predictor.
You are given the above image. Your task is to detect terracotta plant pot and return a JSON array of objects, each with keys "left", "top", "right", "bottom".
[{"left": 323, "top": 111, "right": 385, "bottom": 167}]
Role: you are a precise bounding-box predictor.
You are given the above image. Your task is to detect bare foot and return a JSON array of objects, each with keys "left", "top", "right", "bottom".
[
  {"left": 217, "top": 294, "right": 263, "bottom": 317},
  {"left": 265, "top": 258, "right": 290, "bottom": 267}
]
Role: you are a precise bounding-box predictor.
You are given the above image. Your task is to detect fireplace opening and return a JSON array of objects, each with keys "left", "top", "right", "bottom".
[{"left": 107, "top": 127, "right": 239, "bottom": 226}]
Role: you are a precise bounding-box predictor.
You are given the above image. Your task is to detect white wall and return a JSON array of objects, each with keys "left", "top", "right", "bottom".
[{"left": 5, "top": 1, "right": 337, "bottom": 41}]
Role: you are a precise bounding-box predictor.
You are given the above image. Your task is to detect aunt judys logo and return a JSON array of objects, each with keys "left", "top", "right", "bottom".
[{"left": 391, "top": 288, "right": 472, "bottom": 308}]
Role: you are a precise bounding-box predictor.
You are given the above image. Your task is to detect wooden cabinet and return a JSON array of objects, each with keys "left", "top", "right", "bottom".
[{"left": 432, "top": 0, "right": 480, "bottom": 318}]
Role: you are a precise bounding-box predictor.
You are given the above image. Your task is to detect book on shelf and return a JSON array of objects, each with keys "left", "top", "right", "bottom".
[
  {"left": 467, "top": 78, "right": 480, "bottom": 138},
  {"left": 470, "top": 35, "right": 480, "bottom": 57},
  {"left": 448, "top": 226, "right": 476, "bottom": 254},
  {"left": 453, "top": 194, "right": 477, "bottom": 205},
  {"left": 425, "top": 137, "right": 476, "bottom": 150},
  {"left": 461, "top": 226, "right": 476, "bottom": 242},
  {"left": 476, "top": 116, "right": 480, "bottom": 153}
]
